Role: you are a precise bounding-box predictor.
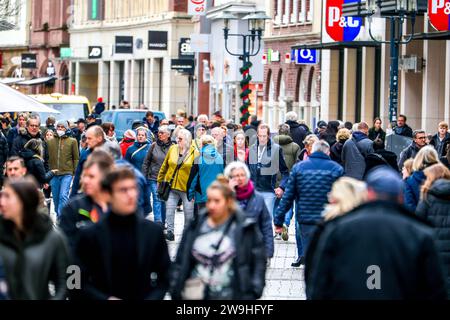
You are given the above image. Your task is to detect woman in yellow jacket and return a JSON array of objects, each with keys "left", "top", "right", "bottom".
[{"left": 158, "top": 128, "right": 198, "bottom": 241}]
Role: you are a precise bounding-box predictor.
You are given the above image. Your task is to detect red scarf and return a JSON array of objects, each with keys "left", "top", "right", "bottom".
[
  {"left": 234, "top": 145, "right": 249, "bottom": 162},
  {"left": 236, "top": 180, "right": 255, "bottom": 201}
]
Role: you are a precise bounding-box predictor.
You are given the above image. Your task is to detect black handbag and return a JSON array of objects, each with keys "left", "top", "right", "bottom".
[{"left": 157, "top": 181, "right": 172, "bottom": 201}]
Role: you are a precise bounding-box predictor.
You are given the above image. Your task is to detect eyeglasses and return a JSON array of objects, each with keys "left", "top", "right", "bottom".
[{"left": 177, "top": 137, "right": 183, "bottom": 141}]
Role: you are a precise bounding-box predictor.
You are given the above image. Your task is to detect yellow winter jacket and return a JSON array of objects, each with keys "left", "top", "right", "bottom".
[{"left": 157, "top": 144, "right": 198, "bottom": 192}]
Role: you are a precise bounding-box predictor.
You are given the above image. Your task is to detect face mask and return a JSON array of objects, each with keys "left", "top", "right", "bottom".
[{"left": 57, "top": 130, "right": 65, "bottom": 137}]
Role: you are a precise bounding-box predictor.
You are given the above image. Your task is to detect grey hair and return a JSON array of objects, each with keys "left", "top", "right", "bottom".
[
  {"left": 224, "top": 161, "right": 251, "bottom": 180},
  {"left": 200, "top": 134, "right": 216, "bottom": 147},
  {"left": 158, "top": 125, "right": 170, "bottom": 134},
  {"left": 177, "top": 128, "right": 192, "bottom": 149},
  {"left": 285, "top": 111, "right": 298, "bottom": 122},
  {"left": 312, "top": 140, "right": 330, "bottom": 154},
  {"left": 197, "top": 114, "right": 209, "bottom": 122},
  {"left": 278, "top": 123, "right": 290, "bottom": 135}
]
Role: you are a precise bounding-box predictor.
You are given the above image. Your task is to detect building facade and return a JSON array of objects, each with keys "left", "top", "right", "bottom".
[
  {"left": 0, "top": 0, "right": 32, "bottom": 82},
  {"left": 69, "top": 0, "right": 194, "bottom": 115},
  {"left": 263, "top": 0, "right": 321, "bottom": 129},
  {"left": 29, "top": 0, "right": 71, "bottom": 94}
]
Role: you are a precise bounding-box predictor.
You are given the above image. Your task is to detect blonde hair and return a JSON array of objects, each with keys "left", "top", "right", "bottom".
[
  {"left": 303, "top": 134, "right": 319, "bottom": 147},
  {"left": 403, "top": 158, "right": 414, "bottom": 177},
  {"left": 438, "top": 121, "right": 449, "bottom": 129},
  {"left": 324, "top": 177, "right": 368, "bottom": 221},
  {"left": 207, "top": 175, "right": 237, "bottom": 213},
  {"left": 336, "top": 128, "right": 351, "bottom": 143},
  {"left": 412, "top": 146, "right": 439, "bottom": 172},
  {"left": 421, "top": 163, "right": 450, "bottom": 200},
  {"left": 200, "top": 134, "right": 216, "bottom": 147},
  {"left": 177, "top": 128, "right": 192, "bottom": 149}
]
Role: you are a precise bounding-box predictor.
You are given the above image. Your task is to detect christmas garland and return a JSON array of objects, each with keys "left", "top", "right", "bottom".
[{"left": 239, "top": 61, "right": 253, "bottom": 126}]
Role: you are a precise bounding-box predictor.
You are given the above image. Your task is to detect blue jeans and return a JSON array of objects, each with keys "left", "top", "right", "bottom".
[
  {"left": 50, "top": 175, "right": 73, "bottom": 217},
  {"left": 259, "top": 191, "right": 277, "bottom": 220},
  {"left": 299, "top": 223, "right": 317, "bottom": 258},
  {"left": 149, "top": 180, "right": 165, "bottom": 224}
]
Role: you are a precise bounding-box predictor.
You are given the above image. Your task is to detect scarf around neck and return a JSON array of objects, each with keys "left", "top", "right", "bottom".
[{"left": 236, "top": 180, "right": 255, "bottom": 201}]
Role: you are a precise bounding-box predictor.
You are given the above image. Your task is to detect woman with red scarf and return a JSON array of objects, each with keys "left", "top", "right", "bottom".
[
  {"left": 233, "top": 130, "right": 249, "bottom": 163},
  {"left": 225, "top": 161, "right": 274, "bottom": 259}
]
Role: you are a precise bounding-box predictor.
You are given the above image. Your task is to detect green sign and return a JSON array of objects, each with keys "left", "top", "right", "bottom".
[
  {"left": 60, "top": 47, "right": 73, "bottom": 58},
  {"left": 91, "top": 0, "right": 98, "bottom": 19}
]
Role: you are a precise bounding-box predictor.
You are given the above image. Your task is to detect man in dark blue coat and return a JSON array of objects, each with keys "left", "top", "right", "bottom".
[
  {"left": 305, "top": 167, "right": 447, "bottom": 300},
  {"left": 274, "top": 140, "right": 343, "bottom": 267}
]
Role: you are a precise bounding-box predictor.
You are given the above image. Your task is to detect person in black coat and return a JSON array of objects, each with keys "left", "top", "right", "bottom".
[
  {"left": 0, "top": 131, "right": 8, "bottom": 188},
  {"left": 285, "top": 111, "right": 310, "bottom": 150},
  {"left": 170, "top": 177, "right": 266, "bottom": 300},
  {"left": 416, "top": 164, "right": 450, "bottom": 298},
  {"left": 429, "top": 122, "right": 450, "bottom": 158},
  {"left": 19, "top": 139, "right": 55, "bottom": 188},
  {"left": 330, "top": 128, "right": 350, "bottom": 166},
  {"left": 75, "top": 167, "right": 171, "bottom": 300},
  {"left": 305, "top": 167, "right": 447, "bottom": 300},
  {"left": 368, "top": 117, "right": 386, "bottom": 143},
  {"left": 364, "top": 138, "right": 399, "bottom": 175}
]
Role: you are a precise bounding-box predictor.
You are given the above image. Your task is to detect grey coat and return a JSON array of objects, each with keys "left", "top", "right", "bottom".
[
  {"left": 142, "top": 140, "right": 174, "bottom": 181},
  {"left": 0, "top": 215, "right": 70, "bottom": 300}
]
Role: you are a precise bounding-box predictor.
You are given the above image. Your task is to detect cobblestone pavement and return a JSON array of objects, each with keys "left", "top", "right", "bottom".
[{"left": 167, "top": 211, "right": 306, "bottom": 300}]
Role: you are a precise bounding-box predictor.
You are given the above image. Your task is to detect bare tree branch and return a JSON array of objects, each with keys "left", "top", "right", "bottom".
[{"left": 0, "top": 0, "right": 22, "bottom": 31}]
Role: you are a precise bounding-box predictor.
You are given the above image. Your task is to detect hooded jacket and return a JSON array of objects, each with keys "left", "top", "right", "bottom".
[
  {"left": 0, "top": 214, "right": 70, "bottom": 300},
  {"left": 186, "top": 144, "right": 224, "bottom": 204},
  {"left": 341, "top": 132, "right": 374, "bottom": 180},
  {"left": 272, "top": 135, "right": 301, "bottom": 170},
  {"left": 170, "top": 209, "right": 266, "bottom": 300},
  {"left": 47, "top": 131, "right": 79, "bottom": 175},
  {"left": 416, "top": 179, "right": 450, "bottom": 297},
  {"left": 125, "top": 141, "right": 150, "bottom": 171}
]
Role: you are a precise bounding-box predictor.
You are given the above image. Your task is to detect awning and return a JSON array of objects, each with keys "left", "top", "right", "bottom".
[
  {"left": 409, "top": 31, "right": 450, "bottom": 41},
  {"left": 292, "top": 41, "right": 381, "bottom": 50},
  {"left": 0, "top": 78, "right": 26, "bottom": 85},
  {"left": 16, "top": 76, "right": 57, "bottom": 86},
  {"left": 0, "top": 83, "right": 61, "bottom": 113}
]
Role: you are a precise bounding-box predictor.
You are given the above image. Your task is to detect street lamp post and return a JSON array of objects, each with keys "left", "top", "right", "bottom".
[
  {"left": 217, "top": 11, "right": 269, "bottom": 126},
  {"left": 343, "top": 0, "right": 427, "bottom": 125}
]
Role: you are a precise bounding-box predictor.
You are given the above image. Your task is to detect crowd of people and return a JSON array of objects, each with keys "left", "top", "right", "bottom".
[{"left": 0, "top": 106, "right": 449, "bottom": 300}]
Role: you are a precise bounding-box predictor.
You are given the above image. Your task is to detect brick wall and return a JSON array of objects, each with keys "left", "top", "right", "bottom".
[
  {"left": 170, "top": 0, "right": 188, "bottom": 12},
  {"left": 263, "top": 38, "right": 321, "bottom": 104}
]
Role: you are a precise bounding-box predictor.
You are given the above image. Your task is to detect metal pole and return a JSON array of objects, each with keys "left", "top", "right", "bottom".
[{"left": 389, "top": 17, "right": 399, "bottom": 124}]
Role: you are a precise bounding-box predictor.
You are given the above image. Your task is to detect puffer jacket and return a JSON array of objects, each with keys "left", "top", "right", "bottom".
[
  {"left": 142, "top": 139, "right": 174, "bottom": 181},
  {"left": 247, "top": 139, "right": 289, "bottom": 192},
  {"left": 274, "top": 152, "right": 344, "bottom": 226},
  {"left": 186, "top": 144, "right": 224, "bottom": 204},
  {"left": 125, "top": 141, "right": 150, "bottom": 171},
  {"left": 404, "top": 170, "right": 426, "bottom": 212},
  {"left": 170, "top": 209, "right": 266, "bottom": 300},
  {"left": 47, "top": 132, "right": 79, "bottom": 175},
  {"left": 416, "top": 179, "right": 450, "bottom": 298},
  {"left": 0, "top": 214, "right": 70, "bottom": 300},
  {"left": 157, "top": 144, "right": 198, "bottom": 193}
]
